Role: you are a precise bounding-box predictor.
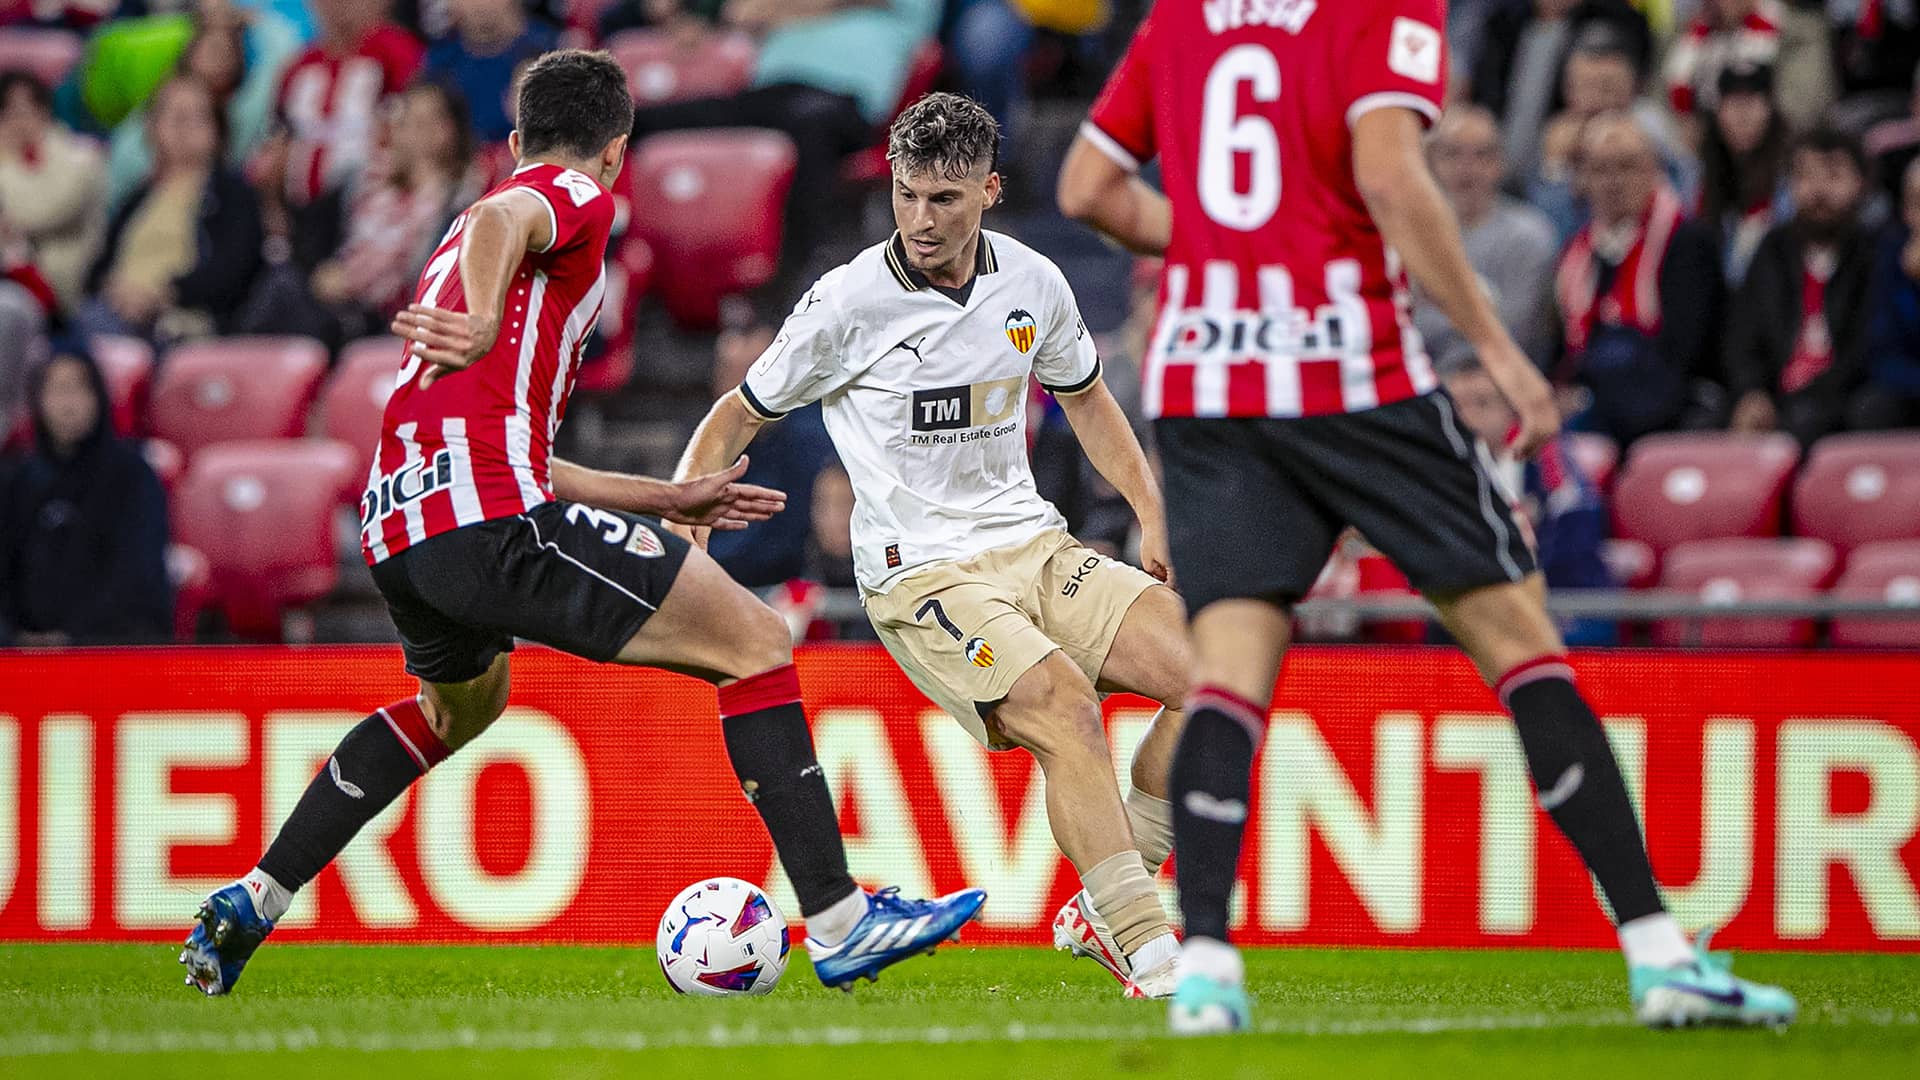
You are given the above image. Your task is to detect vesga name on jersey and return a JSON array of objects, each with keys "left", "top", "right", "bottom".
[{"left": 909, "top": 375, "right": 1025, "bottom": 443}]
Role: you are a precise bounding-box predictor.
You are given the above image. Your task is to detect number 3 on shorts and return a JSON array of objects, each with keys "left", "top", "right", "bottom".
[{"left": 915, "top": 598, "right": 964, "bottom": 642}]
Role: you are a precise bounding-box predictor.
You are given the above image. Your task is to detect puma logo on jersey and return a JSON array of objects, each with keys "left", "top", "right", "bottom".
[{"left": 891, "top": 336, "right": 929, "bottom": 363}]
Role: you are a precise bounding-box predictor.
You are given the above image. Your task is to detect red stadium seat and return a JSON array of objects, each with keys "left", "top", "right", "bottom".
[
  {"left": 143, "top": 438, "right": 183, "bottom": 494},
  {"left": 1354, "top": 554, "right": 1425, "bottom": 644},
  {"left": 607, "top": 29, "right": 758, "bottom": 105},
  {"left": 628, "top": 131, "right": 797, "bottom": 329},
  {"left": 320, "top": 337, "right": 402, "bottom": 486},
  {"left": 1790, "top": 432, "right": 1920, "bottom": 556},
  {"left": 0, "top": 29, "right": 84, "bottom": 88},
  {"left": 1612, "top": 432, "right": 1800, "bottom": 555},
  {"left": 1566, "top": 431, "right": 1619, "bottom": 492},
  {"left": 1601, "top": 537, "right": 1657, "bottom": 589},
  {"left": 166, "top": 543, "right": 211, "bottom": 643},
  {"left": 149, "top": 337, "right": 328, "bottom": 460},
  {"left": 842, "top": 43, "right": 945, "bottom": 183},
  {"left": 1829, "top": 540, "right": 1920, "bottom": 648},
  {"left": 171, "top": 439, "right": 358, "bottom": 639},
  {"left": 92, "top": 335, "right": 154, "bottom": 436},
  {"left": 1654, "top": 537, "right": 1838, "bottom": 647}
]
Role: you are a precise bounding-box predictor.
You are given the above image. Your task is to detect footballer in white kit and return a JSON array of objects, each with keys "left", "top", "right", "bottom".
[{"left": 678, "top": 93, "right": 1195, "bottom": 997}]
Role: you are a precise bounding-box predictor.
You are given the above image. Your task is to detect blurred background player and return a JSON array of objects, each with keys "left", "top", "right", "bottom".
[
  {"left": 674, "top": 92, "right": 1190, "bottom": 997},
  {"left": 179, "top": 49, "right": 984, "bottom": 998},
  {"left": 1058, "top": 0, "right": 1796, "bottom": 1034}
]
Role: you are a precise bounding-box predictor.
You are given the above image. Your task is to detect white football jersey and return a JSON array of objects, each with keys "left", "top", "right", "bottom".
[{"left": 739, "top": 230, "right": 1101, "bottom": 593}]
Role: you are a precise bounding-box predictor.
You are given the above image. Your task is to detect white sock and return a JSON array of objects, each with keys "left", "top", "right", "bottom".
[
  {"left": 805, "top": 888, "right": 868, "bottom": 947},
  {"left": 1617, "top": 913, "right": 1694, "bottom": 969},
  {"left": 240, "top": 867, "right": 293, "bottom": 923},
  {"left": 1129, "top": 930, "right": 1179, "bottom": 975},
  {"left": 1178, "top": 936, "right": 1243, "bottom": 985}
]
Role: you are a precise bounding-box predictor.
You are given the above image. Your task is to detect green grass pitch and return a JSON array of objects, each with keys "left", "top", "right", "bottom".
[{"left": 1, "top": 944, "right": 1914, "bottom": 1077}]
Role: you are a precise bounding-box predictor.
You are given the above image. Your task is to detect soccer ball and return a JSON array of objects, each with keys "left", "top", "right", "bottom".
[{"left": 656, "top": 878, "right": 790, "bottom": 995}]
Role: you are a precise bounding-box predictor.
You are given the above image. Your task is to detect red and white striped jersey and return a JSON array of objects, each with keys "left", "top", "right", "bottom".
[
  {"left": 1084, "top": 0, "right": 1446, "bottom": 419},
  {"left": 360, "top": 162, "right": 614, "bottom": 565}
]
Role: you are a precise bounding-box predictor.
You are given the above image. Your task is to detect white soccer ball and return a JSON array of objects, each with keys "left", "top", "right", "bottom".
[{"left": 656, "top": 877, "right": 790, "bottom": 996}]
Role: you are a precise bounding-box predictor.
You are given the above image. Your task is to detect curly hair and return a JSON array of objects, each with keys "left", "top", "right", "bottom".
[{"left": 886, "top": 92, "right": 1000, "bottom": 180}]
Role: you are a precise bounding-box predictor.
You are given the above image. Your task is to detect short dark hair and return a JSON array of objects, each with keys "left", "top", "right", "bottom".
[
  {"left": 1793, "top": 125, "right": 1869, "bottom": 178},
  {"left": 515, "top": 49, "right": 633, "bottom": 160},
  {"left": 0, "top": 69, "right": 50, "bottom": 115},
  {"left": 887, "top": 92, "right": 1000, "bottom": 180}
]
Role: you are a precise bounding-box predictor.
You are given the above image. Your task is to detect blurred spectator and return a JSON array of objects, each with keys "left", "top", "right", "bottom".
[
  {"left": 0, "top": 254, "right": 50, "bottom": 435},
  {"left": 1468, "top": 0, "right": 1652, "bottom": 179},
  {"left": 1864, "top": 59, "right": 1920, "bottom": 203},
  {"left": 1665, "top": 0, "right": 1834, "bottom": 130},
  {"left": 1417, "top": 105, "right": 1559, "bottom": 367},
  {"left": 763, "top": 460, "right": 876, "bottom": 641},
  {"left": 1831, "top": 0, "right": 1920, "bottom": 94},
  {"left": 424, "top": 0, "right": 558, "bottom": 144},
  {"left": 1552, "top": 112, "right": 1724, "bottom": 444},
  {"left": 1859, "top": 156, "right": 1920, "bottom": 429},
  {"left": 81, "top": 76, "right": 264, "bottom": 342},
  {"left": 1439, "top": 347, "right": 1615, "bottom": 645},
  {"left": 237, "top": 81, "right": 467, "bottom": 348},
  {"left": 947, "top": 0, "right": 1107, "bottom": 141},
  {"left": 0, "top": 0, "right": 116, "bottom": 31},
  {"left": 598, "top": 0, "right": 722, "bottom": 38},
  {"left": 105, "top": 3, "right": 303, "bottom": 211},
  {"left": 0, "top": 69, "right": 103, "bottom": 311},
  {"left": 0, "top": 341, "right": 171, "bottom": 646},
  {"left": 1726, "top": 127, "right": 1875, "bottom": 444},
  {"left": 628, "top": 0, "right": 940, "bottom": 267},
  {"left": 702, "top": 299, "right": 834, "bottom": 589},
  {"left": 258, "top": 0, "right": 422, "bottom": 265},
  {"left": 1697, "top": 61, "right": 1793, "bottom": 285}
]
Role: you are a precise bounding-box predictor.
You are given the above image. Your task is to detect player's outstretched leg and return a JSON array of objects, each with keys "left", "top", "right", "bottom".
[
  {"left": 1434, "top": 578, "right": 1796, "bottom": 1028},
  {"left": 181, "top": 656, "right": 511, "bottom": 995},
  {"left": 617, "top": 545, "right": 985, "bottom": 989}
]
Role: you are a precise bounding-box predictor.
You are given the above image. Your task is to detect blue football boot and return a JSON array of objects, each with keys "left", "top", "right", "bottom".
[
  {"left": 1630, "top": 930, "right": 1797, "bottom": 1028},
  {"left": 807, "top": 886, "right": 987, "bottom": 990},
  {"left": 179, "top": 882, "right": 276, "bottom": 996}
]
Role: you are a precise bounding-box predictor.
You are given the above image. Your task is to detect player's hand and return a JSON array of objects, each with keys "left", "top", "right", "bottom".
[
  {"left": 1478, "top": 340, "right": 1559, "bottom": 458},
  {"left": 1139, "top": 515, "right": 1175, "bottom": 587},
  {"left": 665, "top": 456, "right": 786, "bottom": 532},
  {"left": 663, "top": 520, "right": 713, "bottom": 550},
  {"left": 392, "top": 305, "right": 497, "bottom": 389}
]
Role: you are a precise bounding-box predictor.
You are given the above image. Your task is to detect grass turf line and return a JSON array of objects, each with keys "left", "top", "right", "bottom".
[{"left": 0, "top": 944, "right": 1913, "bottom": 1078}]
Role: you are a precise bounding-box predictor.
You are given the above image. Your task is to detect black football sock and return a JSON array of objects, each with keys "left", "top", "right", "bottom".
[
  {"left": 1498, "top": 656, "right": 1666, "bottom": 924},
  {"left": 718, "top": 665, "right": 859, "bottom": 917},
  {"left": 1170, "top": 686, "right": 1268, "bottom": 944},
  {"left": 258, "top": 699, "right": 448, "bottom": 891}
]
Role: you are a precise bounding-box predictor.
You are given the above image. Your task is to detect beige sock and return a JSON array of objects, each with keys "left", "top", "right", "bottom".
[
  {"left": 1082, "top": 850, "right": 1173, "bottom": 958},
  {"left": 1126, "top": 786, "right": 1174, "bottom": 875}
]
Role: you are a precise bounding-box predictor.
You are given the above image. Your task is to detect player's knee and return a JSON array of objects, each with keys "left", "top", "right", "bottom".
[{"left": 729, "top": 601, "right": 795, "bottom": 678}]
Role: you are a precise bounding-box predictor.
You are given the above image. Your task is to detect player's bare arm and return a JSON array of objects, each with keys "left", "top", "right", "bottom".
[
  {"left": 1351, "top": 107, "right": 1559, "bottom": 456},
  {"left": 671, "top": 390, "right": 771, "bottom": 547},
  {"left": 1056, "top": 136, "right": 1171, "bottom": 256},
  {"left": 1052, "top": 379, "right": 1171, "bottom": 582},
  {"left": 390, "top": 188, "right": 553, "bottom": 388},
  {"left": 550, "top": 455, "right": 785, "bottom": 531}
]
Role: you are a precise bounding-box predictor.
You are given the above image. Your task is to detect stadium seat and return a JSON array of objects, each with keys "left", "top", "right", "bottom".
[
  {"left": 842, "top": 43, "right": 945, "bottom": 184},
  {"left": 170, "top": 439, "right": 358, "bottom": 639},
  {"left": 143, "top": 438, "right": 183, "bottom": 494},
  {"left": 1790, "top": 432, "right": 1920, "bottom": 556},
  {"left": 1354, "top": 554, "right": 1425, "bottom": 644},
  {"left": 1829, "top": 540, "right": 1920, "bottom": 648},
  {"left": 0, "top": 28, "right": 84, "bottom": 88},
  {"left": 1653, "top": 537, "right": 1838, "bottom": 648},
  {"left": 607, "top": 29, "right": 758, "bottom": 105},
  {"left": 628, "top": 130, "right": 796, "bottom": 329},
  {"left": 320, "top": 337, "right": 402, "bottom": 486},
  {"left": 1612, "top": 432, "right": 1800, "bottom": 555},
  {"left": 1601, "top": 537, "right": 1657, "bottom": 589},
  {"left": 92, "top": 335, "right": 154, "bottom": 436},
  {"left": 1565, "top": 432, "right": 1619, "bottom": 491},
  {"left": 149, "top": 337, "right": 328, "bottom": 460},
  {"left": 166, "top": 543, "right": 211, "bottom": 643}
]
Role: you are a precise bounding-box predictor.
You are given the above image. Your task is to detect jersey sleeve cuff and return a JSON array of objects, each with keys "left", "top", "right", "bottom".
[
  {"left": 1345, "top": 92, "right": 1443, "bottom": 131},
  {"left": 1041, "top": 358, "right": 1102, "bottom": 397},
  {"left": 736, "top": 383, "right": 786, "bottom": 421},
  {"left": 1079, "top": 121, "right": 1143, "bottom": 173}
]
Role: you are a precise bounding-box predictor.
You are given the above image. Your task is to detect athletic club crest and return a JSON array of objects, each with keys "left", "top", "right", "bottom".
[
  {"left": 1004, "top": 309, "right": 1037, "bottom": 353},
  {"left": 625, "top": 523, "right": 666, "bottom": 558}
]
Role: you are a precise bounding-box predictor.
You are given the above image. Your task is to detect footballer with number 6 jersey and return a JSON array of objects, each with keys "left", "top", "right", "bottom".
[
  {"left": 677, "top": 94, "right": 1195, "bottom": 999},
  {"left": 179, "top": 50, "right": 984, "bottom": 1000},
  {"left": 1058, "top": 0, "right": 1796, "bottom": 1034}
]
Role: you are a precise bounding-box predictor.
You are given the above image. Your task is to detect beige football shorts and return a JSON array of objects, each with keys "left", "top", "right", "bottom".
[{"left": 864, "top": 529, "right": 1161, "bottom": 750}]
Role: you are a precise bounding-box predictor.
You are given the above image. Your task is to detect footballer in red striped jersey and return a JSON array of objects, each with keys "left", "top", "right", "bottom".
[
  {"left": 180, "top": 50, "right": 984, "bottom": 1001},
  {"left": 1060, "top": 0, "right": 1796, "bottom": 1035}
]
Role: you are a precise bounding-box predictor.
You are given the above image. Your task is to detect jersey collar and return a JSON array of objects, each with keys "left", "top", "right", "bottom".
[{"left": 885, "top": 230, "right": 998, "bottom": 306}]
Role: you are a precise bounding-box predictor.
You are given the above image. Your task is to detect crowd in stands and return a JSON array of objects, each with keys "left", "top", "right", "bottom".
[{"left": 1, "top": 0, "right": 1919, "bottom": 648}]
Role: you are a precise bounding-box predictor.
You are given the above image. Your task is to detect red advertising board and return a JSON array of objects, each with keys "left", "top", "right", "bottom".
[{"left": 0, "top": 646, "right": 1916, "bottom": 950}]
